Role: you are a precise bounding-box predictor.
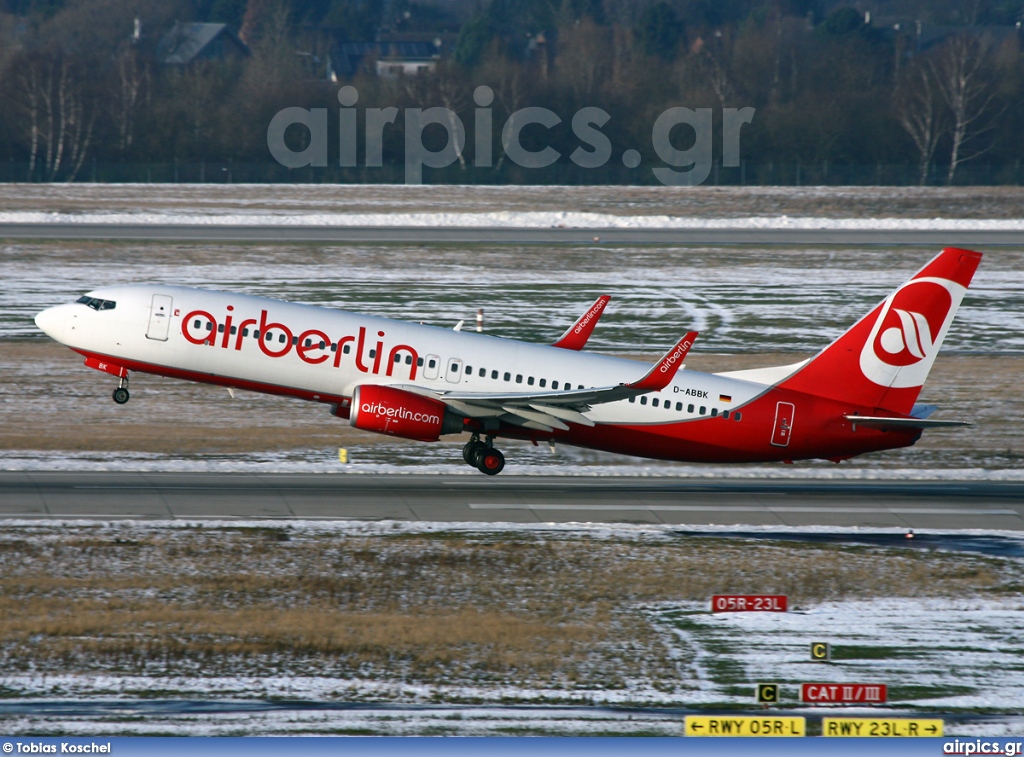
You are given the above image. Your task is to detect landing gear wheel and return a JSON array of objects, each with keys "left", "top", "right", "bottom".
[
  {"left": 477, "top": 448, "right": 505, "bottom": 476},
  {"left": 463, "top": 440, "right": 485, "bottom": 466},
  {"left": 112, "top": 387, "right": 130, "bottom": 405}
]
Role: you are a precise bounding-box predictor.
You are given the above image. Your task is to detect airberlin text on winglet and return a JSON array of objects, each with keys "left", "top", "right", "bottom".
[
  {"left": 658, "top": 333, "right": 696, "bottom": 374},
  {"left": 573, "top": 296, "right": 608, "bottom": 335},
  {"left": 625, "top": 331, "right": 697, "bottom": 391}
]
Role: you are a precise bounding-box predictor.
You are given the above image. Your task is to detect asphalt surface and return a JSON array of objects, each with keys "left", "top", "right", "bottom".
[
  {"left": 2, "top": 223, "right": 1024, "bottom": 246},
  {"left": 2, "top": 473, "right": 1022, "bottom": 530}
]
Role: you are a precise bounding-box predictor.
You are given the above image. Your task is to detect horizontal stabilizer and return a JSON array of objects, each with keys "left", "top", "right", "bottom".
[{"left": 844, "top": 414, "right": 970, "bottom": 430}]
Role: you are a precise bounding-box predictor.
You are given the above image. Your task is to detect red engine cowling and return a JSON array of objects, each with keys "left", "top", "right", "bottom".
[{"left": 350, "top": 385, "right": 464, "bottom": 441}]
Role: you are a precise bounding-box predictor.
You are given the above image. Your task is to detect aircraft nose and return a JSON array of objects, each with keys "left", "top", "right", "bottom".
[{"left": 34, "top": 305, "right": 66, "bottom": 341}]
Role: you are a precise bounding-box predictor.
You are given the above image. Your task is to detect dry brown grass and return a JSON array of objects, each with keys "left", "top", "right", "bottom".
[{"left": 0, "top": 525, "right": 1016, "bottom": 697}]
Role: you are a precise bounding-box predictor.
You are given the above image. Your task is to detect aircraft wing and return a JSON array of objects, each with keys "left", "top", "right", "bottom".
[
  {"left": 395, "top": 332, "right": 697, "bottom": 432},
  {"left": 551, "top": 295, "right": 611, "bottom": 350}
]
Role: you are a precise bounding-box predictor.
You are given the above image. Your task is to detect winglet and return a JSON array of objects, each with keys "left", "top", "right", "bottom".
[
  {"left": 625, "top": 332, "right": 698, "bottom": 391},
  {"left": 552, "top": 295, "right": 611, "bottom": 350}
]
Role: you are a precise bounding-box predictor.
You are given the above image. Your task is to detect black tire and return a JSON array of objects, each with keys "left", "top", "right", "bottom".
[
  {"left": 463, "top": 441, "right": 485, "bottom": 466},
  {"left": 112, "top": 387, "right": 130, "bottom": 405},
  {"left": 477, "top": 448, "right": 505, "bottom": 476}
]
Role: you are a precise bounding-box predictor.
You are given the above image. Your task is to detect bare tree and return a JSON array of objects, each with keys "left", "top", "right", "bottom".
[
  {"left": 697, "top": 30, "right": 736, "bottom": 108},
  {"left": 929, "top": 34, "right": 1000, "bottom": 185},
  {"left": 113, "top": 46, "right": 148, "bottom": 155},
  {"left": 554, "top": 17, "right": 610, "bottom": 104},
  {"left": 895, "top": 62, "right": 947, "bottom": 185},
  {"left": 15, "top": 53, "right": 96, "bottom": 181},
  {"left": 479, "top": 55, "right": 530, "bottom": 172},
  {"left": 404, "top": 62, "right": 469, "bottom": 170}
]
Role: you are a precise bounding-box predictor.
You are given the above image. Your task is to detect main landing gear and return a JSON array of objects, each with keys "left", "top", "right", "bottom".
[
  {"left": 462, "top": 434, "right": 505, "bottom": 476},
  {"left": 112, "top": 374, "right": 130, "bottom": 405}
]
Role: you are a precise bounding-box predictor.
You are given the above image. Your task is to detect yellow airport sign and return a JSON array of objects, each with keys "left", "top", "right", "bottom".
[
  {"left": 822, "top": 718, "right": 943, "bottom": 737},
  {"left": 685, "top": 716, "right": 805, "bottom": 737},
  {"left": 811, "top": 641, "right": 831, "bottom": 661}
]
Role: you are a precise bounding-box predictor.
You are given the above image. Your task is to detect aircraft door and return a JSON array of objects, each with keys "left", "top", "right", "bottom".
[
  {"left": 146, "top": 294, "right": 173, "bottom": 341},
  {"left": 423, "top": 354, "right": 440, "bottom": 380},
  {"left": 771, "top": 401, "right": 795, "bottom": 447},
  {"left": 446, "top": 357, "right": 463, "bottom": 383}
]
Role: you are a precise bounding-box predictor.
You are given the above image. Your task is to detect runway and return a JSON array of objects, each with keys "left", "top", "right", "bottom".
[
  {"left": 2, "top": 472, "right": 1022, "bottom": 530},
  {"left": 2, "top": 222, "right": 1024, "bottom": 246}
]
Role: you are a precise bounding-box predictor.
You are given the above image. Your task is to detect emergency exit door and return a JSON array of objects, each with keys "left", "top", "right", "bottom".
[
  {"left": 771, "top": 401, "right": 795, "bottom": 447},
  {"left": 146, "top": 294, "right": 173, "bottom": 341}
]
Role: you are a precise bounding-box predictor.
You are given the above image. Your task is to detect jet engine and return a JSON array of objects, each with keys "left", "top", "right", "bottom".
[{"left": 350, "top": 385, "right": 464, "bottom": 441}]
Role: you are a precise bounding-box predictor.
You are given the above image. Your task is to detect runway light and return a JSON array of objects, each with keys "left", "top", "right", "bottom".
[{"left": 905, "top": 529, "right": 915, "bottom": 539}]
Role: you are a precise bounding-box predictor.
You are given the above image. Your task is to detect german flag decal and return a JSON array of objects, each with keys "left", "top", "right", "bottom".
[{"left": 719, "top": 394, "right": 732, "bottom": 403}]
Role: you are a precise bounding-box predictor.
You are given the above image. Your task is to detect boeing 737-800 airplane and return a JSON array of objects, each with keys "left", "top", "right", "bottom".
[{"left": 34, "top": 248, "right": 980, "bottom": 475}]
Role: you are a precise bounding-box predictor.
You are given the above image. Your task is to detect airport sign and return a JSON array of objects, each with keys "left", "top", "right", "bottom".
[
  {"left": 802, "top": 683, "right": 887, "bottom": 703},
  {"left": 822, "top": 718, "right": 943, "bottom": 737},
  {"left": 757, "top": 683, "right": 780, "bottom": 703},
  {"left": 685, "top": 716, "right": 805, "bottom": 736},
  {"left": 711, "top": 594, "right": 787, "bottom": 612},
  {"left": 811, "top": 642, "right": 831, "bottom": 661}
]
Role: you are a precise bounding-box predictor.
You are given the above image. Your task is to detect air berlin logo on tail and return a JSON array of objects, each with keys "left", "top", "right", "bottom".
[
  {"left": 876, "top": 307, "right": 938, "bottom": 364},
  {"left": 859, "top": 278, "right": 962, "bottom": 388}
]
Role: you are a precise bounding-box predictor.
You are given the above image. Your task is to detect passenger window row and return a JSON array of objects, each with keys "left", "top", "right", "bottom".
[
  {"left": 460, "top": 364, "right": 584, "bottom": 391},
  {"left": 628, "top": 394, "right": 742, "bottom": 421}
]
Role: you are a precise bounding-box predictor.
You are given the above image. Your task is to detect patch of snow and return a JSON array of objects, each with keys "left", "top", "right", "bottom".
[
  {"left": 2, "top": 449, "right": 1023, "bottom": 480},
  {"left": 8, "top": 209, "right": 1024, "bottom": 230}
]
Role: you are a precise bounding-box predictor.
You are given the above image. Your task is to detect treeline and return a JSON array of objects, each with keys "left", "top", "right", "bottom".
[{"left": 0, "top": 0, "right": 1022, "bottom": 184}]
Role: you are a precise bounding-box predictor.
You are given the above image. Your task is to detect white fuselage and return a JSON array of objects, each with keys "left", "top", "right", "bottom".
[{"left": 36, "top": 284, "right": 768, "bottom": 427}]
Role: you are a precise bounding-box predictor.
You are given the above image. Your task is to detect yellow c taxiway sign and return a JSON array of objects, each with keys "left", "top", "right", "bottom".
[
  {"left": 685, "top": 716, "right": 805, "bottom": 737},
  {"left": 822, "top": 718, "right": 943, "bottom": 737}
]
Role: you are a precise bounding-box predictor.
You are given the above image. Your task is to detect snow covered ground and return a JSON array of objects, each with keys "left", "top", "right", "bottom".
[
  {"left": 8, "top": 208, "right": 1024, "bottom": 230},
  {"left": 3, "top": 447, "right": 1024, "bottom": 480},
  {"left": 4, "top": 183, "right": 1024, "bottom": 219}
]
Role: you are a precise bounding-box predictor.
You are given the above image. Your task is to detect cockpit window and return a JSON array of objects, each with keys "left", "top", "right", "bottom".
[{"left": 76, "top": 295, "right": 116, "bottom": 311}]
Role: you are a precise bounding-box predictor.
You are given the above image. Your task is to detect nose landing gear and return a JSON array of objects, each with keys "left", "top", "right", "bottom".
[
  {"left": 462, "top": 434, "right": 505, "bottom": 475},
  {"left": 112, "top": 375, "right": 130, "bottom": 404}
]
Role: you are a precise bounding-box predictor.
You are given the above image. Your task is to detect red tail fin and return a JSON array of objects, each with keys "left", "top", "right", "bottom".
[{"left": 778, "top": 248, "right": 982, "bottom": 414}]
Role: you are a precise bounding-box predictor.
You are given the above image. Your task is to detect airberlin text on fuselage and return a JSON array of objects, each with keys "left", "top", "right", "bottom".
[{"left": 181, "top": 307, "right": 419, "bottom": 380}]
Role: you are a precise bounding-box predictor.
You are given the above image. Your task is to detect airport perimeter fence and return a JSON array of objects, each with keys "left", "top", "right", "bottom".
[{"left": 2, "top": 158, "right": 1023, "bottom": 186}]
